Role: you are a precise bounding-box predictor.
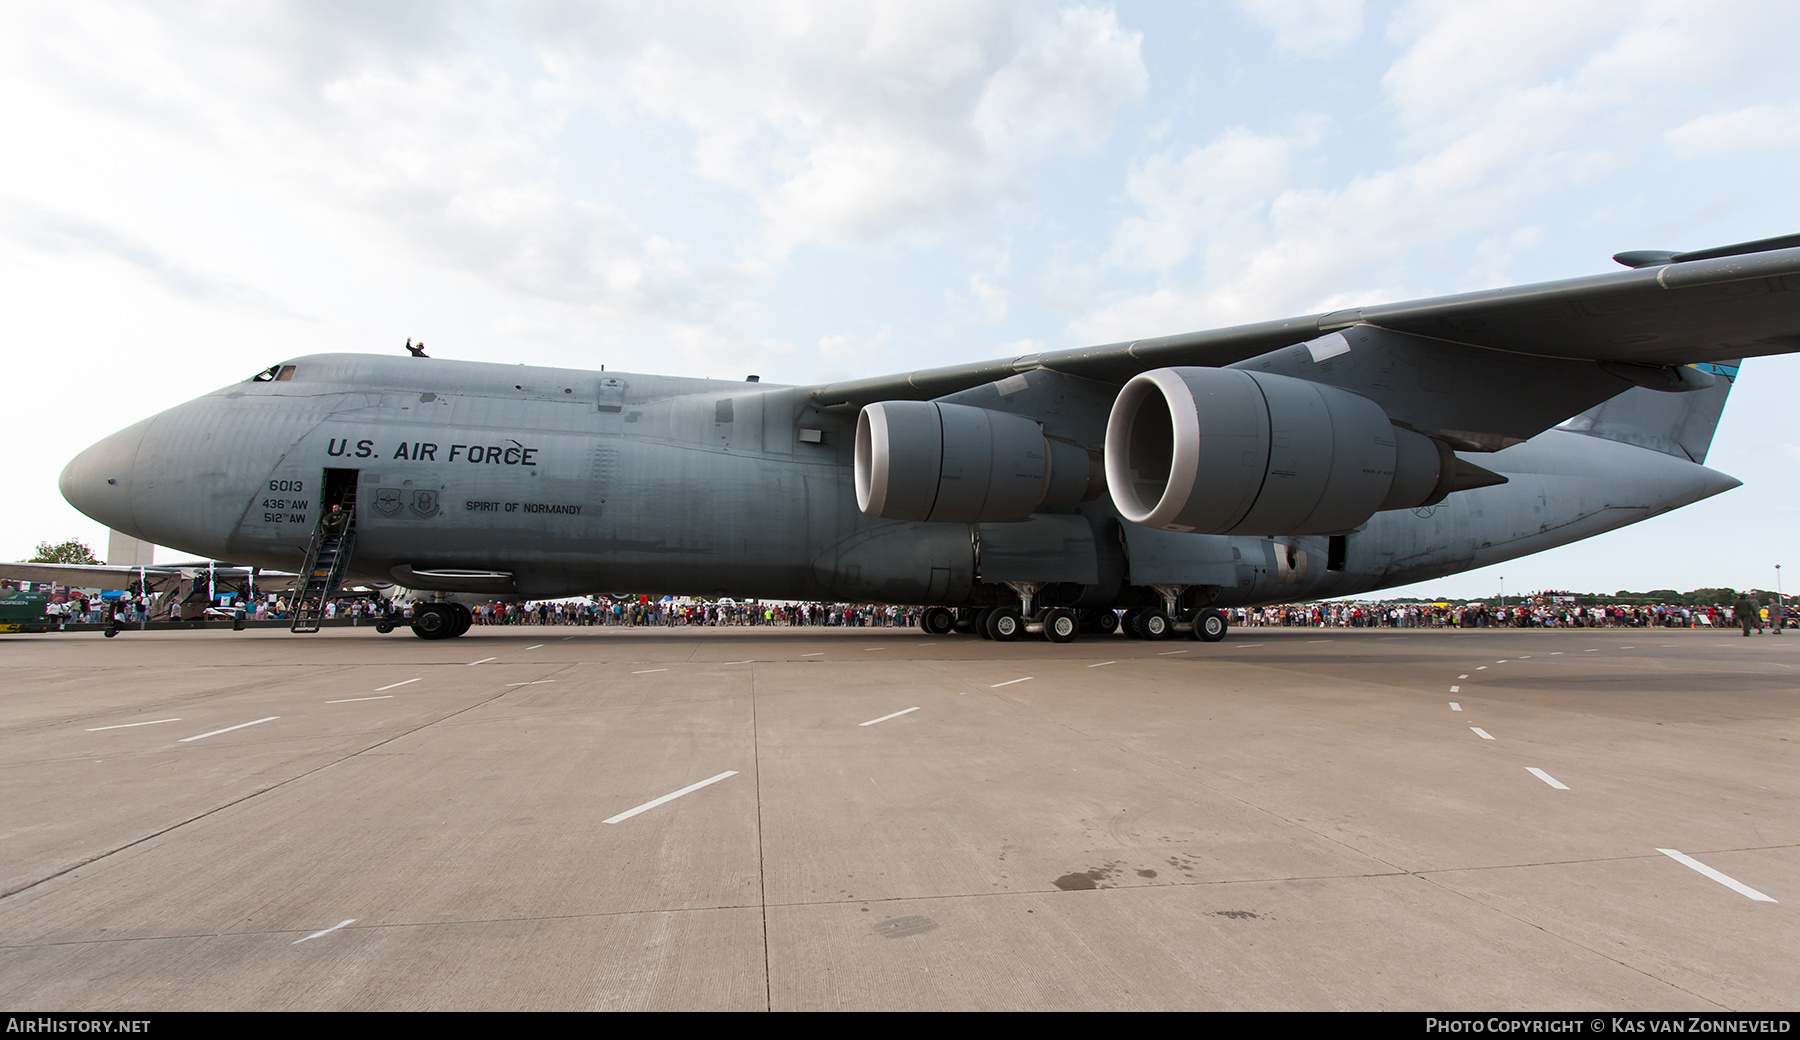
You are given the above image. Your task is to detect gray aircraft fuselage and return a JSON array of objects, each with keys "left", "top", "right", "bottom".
[{"left": 58, "top": 352, "right": 1737, "bottom": 613}]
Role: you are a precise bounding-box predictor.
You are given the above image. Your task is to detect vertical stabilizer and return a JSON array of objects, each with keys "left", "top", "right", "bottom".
[{"left": 1558, "top": 361, "right": 1739, "bottom": 464}]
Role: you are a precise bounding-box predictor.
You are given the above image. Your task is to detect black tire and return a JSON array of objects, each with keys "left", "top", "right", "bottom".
[
  {"left": 450, "top": 603, "right": 473, "bottom": 637},
  {"left": 1121, "top": 608, "right": 1144, "bottom": 639},
  {"left": 1044, "top": 608, "right": 1078, "bottom": 643},
  {"left": 1091, "top": 609, "right": 1121, "bottom": 635},
  {"left": 104, "top": 628, "right": 118, "bottom": 638},
  {"left": 375, "top": 620, "right": 394, "bottom": 634},
  {"left": 411, "top": 604, "right": 451, "bottom": 640},
  {"left": 985, "top": 608, "right": 1023, "bottom": 641},
  {"left": 974, "top": 608, "right": 995, "bottom": 640},
  {"left": 1193, "top": 608, "right": 1228, "bottom": 642},
  {"left": 921, "top": 606, "right": 957, "bottom": 635},
  {"left": 1133, "top": 610, "right": 1170, "bottom": 640}
]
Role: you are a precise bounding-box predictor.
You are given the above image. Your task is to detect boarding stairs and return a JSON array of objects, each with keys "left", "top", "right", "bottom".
[{"left": 291, "top": 488, "right": 358, "bottom": 634}]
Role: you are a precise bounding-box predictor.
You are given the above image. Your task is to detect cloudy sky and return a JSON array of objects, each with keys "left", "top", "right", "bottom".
[{"left": 4, "top": 0, "right": 1797, "bottom": 600}]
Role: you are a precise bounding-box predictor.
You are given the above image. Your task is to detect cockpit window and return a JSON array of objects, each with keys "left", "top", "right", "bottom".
[{"left": 250, "top": 365, "right": 297, "bottom": 382}]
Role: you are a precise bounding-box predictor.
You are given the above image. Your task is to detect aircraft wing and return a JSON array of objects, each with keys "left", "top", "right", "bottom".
[{"left": 809, "top": 239, "right": 1800, "bottom": 409}]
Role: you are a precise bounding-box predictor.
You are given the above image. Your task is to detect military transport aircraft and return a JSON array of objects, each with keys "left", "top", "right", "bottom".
[{"left": 38, "top": 233, "right": 1800, "bottom": 641}]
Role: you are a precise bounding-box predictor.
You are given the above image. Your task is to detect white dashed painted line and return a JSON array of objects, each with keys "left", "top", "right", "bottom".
[
  {"left": 1158, "top": 649, "right": 1188, "bottom": 655},
  {"left": 180, "top": 717, "right": 279, "bottom": 742},
  {"left": 374, "top": 678, "right": 421, "bottom": 692},
  {"left": 1459, "top": 674, "right": 1469, "bottom": 679},
  {"left": 87, "top": 718, "right": 181, "bottom": 731},
  {"left": 293, "top": 919, "right": 357, "bottom": 944},
  {"left": 1476, "top": 666, "right": 1487, "bottom": 671},
  {"left": 723, "top": 660, "right": 754, "bottom": 665},
  {"left": 525, "top": 644, "right": 544, "bottom": 650},
  {"left": 1088, "top": 661, "right": 1116, "bottom": 668},
  {"left": 863, "top": 647, "right": 886, "bottom": 652},
  {"left": 1550, "top": 652, "right": 1564, "bottom": 655},
  {"left": 801, "top": 652, "right": 824, "bottom": 657},
  {"left": 505, "top": 680, "right": 555, "bottom": 686},
  {"left": 605, "top": 771, "right": 739, "bottom": 824},
  {"left": 327, "top": 696, "right": 392, "bottom": 703},
  {"left": 1470, "top": 727, "right": 1495, "bottom": 740},
  {"left": 467, "top": 657, "right": 497, "bottom": 666},
  {"left": 1450, "top": 685, "right": 1460, "bottom": 693},
  {"left": 991, "top": 677, "right": 1033, "bottom": 688},
  {"left": 1657, "top": 849, "right": 1776, "bottom": 902},
  {"left": 1584, "top": 649, "right": 1600, "bottom": 652},
  {"left": 1449, "top": 702, "right": 1461, "bottom": 711},
  {"left": 631, "top": 668, "right": 667, "bottom": 674},
  {"left": 859, "top": 707, "right": 920, "bottom": 727},
  {"left": 1526, "top": 767, "right": 1569, "bottom": 789}
]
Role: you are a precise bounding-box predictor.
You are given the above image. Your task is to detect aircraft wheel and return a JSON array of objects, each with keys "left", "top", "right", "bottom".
[
  {"left": 1043, "top": 608, "right": 1078, "bottom": 643},
  {"left": 1132, "top": 610, "right": 1170, "bottom": 640},
  {"left": 1094, "top": 609, "right": 1121, "bottom": 635},
  {"left": 921, "top": 606, "right": 957, "bottom": 635},
  {"left": 450, "top": 603, "right": 473, "bottom": 637},
  {"left": 1192, "top": 608, "right": 1228, "bottom": 642},
  {"left": 985, "top": 608, "right": 1023, "bottom": 641},
  {"left": 974, "top": 608, "right": 995, "bottom": 640},
  {"left": 375, "top": 620, "right": 394, "bottom": 634},
  {"left": 1121, "top": 608, "right": 1144, "bottom": 639},
  {"left": 411, "top": 604, "right": 452, "bottom": 640},
  {"left": 104, "top": 628, "right": 118, "bottom": 638}
]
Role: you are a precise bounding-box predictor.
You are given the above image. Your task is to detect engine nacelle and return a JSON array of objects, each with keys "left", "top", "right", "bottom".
[
  {"left": 1105, "top": 367, "right": 1461, "bottom": 535},
  {"left": 856, "top": 401, "right": 1097, "bottom": 523}
]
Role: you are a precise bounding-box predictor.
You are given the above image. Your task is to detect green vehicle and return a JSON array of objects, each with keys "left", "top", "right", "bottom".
[{"left": 0, "top": 591, "right": 53, "bottom": 633}]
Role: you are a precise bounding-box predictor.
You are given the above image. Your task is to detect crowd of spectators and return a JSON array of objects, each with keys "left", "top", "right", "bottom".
[
  {"left": 9, "top": 580, "right": 1788, "bottom": 634},
  {"left": 1234, "top": 599, "right": 1791, "bottom": 629},
  {"left": 457, "top": 599, "right": 921, "bottom": 628}
]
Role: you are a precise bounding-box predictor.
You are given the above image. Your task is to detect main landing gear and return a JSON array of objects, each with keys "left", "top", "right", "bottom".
[
  {"left": 408, "top": 602, "right": 472, "bottom": 640},
  {"left": 1118, "top": 606, "right": 1230, "bottom": 643},
  {"left": 934, "top": 603, "right": 1228, "bottom": 645}
]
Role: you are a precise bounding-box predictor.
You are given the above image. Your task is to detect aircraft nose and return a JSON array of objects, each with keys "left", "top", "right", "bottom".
[{"left": 60, "top": 417, "right": 152, "bottom": 539}]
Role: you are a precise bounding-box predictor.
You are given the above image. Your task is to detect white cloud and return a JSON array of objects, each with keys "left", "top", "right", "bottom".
[
  {"left": 539, "top": 2, "right": 1146, "bottom": 255},
  {"left": 1666, "top": 104, "right": 1800, "bottom": 159},
  {"left": 817, "top": 324, "right": 894, "bottom": 371},
  {"left": 1236, "top": 0, "right": 1365, "bottom": 57},
  {"left": 1107, "top": 123, "right": 1314, "bottom": 272},
  {"left": 0, "top": 4, "right": 751, "bottom": 334},
  {"left": 1073, "top": 1, "right": 1800, "bottom": 343},
  {"left": 967, "top": 273, "right": 1009, "bottom": 321}
]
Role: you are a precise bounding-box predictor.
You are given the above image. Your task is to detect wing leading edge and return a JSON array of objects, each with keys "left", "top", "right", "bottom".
[{"left": 809, "top": 238, "right": 1800, "bottom": 411}]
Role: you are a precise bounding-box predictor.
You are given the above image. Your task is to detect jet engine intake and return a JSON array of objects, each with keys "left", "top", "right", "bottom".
[
  {"left": 856, "top": 401, "right": 1097, "bottom": 523},
  {"left": 1105, "top": 367, "right": 1492, "bottom": 535}
]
